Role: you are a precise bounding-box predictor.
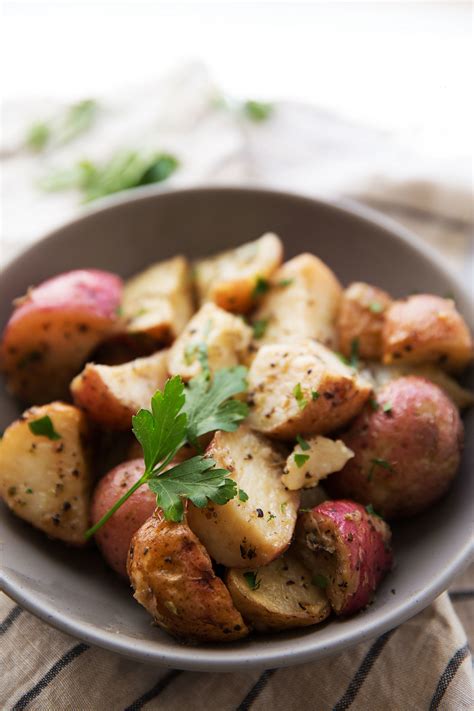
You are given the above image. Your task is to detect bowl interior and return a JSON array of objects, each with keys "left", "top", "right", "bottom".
[{"left": 1, "top": 186, "right": 472, "bottom": 671}]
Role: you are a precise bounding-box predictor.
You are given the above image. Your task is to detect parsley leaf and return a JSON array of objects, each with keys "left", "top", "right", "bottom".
[
  {"left": 26, "top": 122, "right": 51, "bottom": 151},
  {"left": 243, "top": 571, "right": 261, "bottom": 590},
  {"left": 350, "top": 338, "right": 360, "bottom": 368},
  {"left": 369, "top": 301, "right": 384, "bottom": 314},
  {"left": 252, "top": 276, "right": 270, "bottom": 298},
  {"left": 238, "top": 489, "right": 249, "bottom": 502},
  {"left": 28, "top": 416, "right": 61, "bottom": 441},
  {"left": 365, "top": 503, "right": 384, "bottom": 519},
  {"left": 243, "top": 100, "right": 273, "bottom": 122},
  {"left": 252, "top": 318, "right": 269, "bottom": 339},
  {"left": 383, "top": 401, "right": 393, "bottom": 414},
  {"left": 311, "top": 390, "right": 320, "bottom": 401},
  {"left": 296, "top": 434, "right": 310, "bottom": 451},
  {"left": 293, "top": 383, "right": 308, "bottom": 410},
  {"left": 367, "top": 458, "right": 394, "bottom": 481},
  {"left": 277, "top": 278, "right": 294, "bottom": 288},
  {"left": 294, "top": 453, "right": 310, "bottom": 468},
  {"left": 369, "top": 398, "right": 380, "bottom": 411}
]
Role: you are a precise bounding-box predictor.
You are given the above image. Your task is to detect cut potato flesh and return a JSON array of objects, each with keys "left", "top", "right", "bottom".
[
  {"left": 0, "top": 402, "right": 92, "bottom": 545},
  {"left": 337, "top": 282, "right": 392, "bottom": 360},
  {"left": 247, "top": 340, "right": 372, "bottom": 439},
  {"left": 167, "top": 302, "right": 252, "bottom": 380},
  {"left": 226, "top": 550, "right": 330, "bottom": 631},
  {"left": 71, "top": 350, "right": 169, "bottom": 430},
  {"left": 283, "top": 436, "right": 354, "bottom": 490},
  {"left": 194, "top": 233, "right": 283, "bottom": 313},
  {"left": 187, "top": 427, "right": 299, "bottom": 568},
  {"left": 123, "top": 256, "right": 194, "bottom": 343},
  {"left": 253, "top": 253, "right": 342, "bottom": 349}
]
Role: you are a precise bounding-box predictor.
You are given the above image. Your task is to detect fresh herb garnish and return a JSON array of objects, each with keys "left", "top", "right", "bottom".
[
  {"left": 369, "top": 301, "right": 384, "bottom": 314},
  {"left": 25, "top": 122, "right": 51, "bottom": 151},
  {"left": 252, "top": 276, "right": 270, "bottom": 298},
  {"left": 293, "top": 383, "right": 308, "bottom": 410},
  {"left": 296, "top": 434, "right": 310, "bottom": 451},
  {"left": 25, "top": 488, "right": 33, "bottom": 494},
  {"left": 311, "top": 390, "right": 320, "bottom": 401},
  {"left": 369, "top": 398, "right": 380, "bottom": 411},
  {"left": 28, "top": 416, "right": 61, "bottom": 441},
  {"left": 280, "top": 502, "right": 287, "bottom": 513},
  {"left": 365, "top": 503, "right": 384, "bottom": 519},
  {"left": 312, "top": 574, "right": 328, "bottom": 589},
  {"left": 26, "top": 99, "right": 98, "bottom": 152},
  {"left": 294, "top": 453, "right": 310, "bottom": 468},
  {"left": 267, "top": 512, "right": 276, "bottom": 522},
  {"left": 350, "top": 338, "right": 360, "bottom": 368},
  {"left": 243, "top": 571, "right": 261, "bottom": 590},
  {"left": 252, "top": 319, "right": 269, "bottom": 339},
  {"left": 336, "top": 352, "right": 350, "bottom": 365},
  {"left": 238, "top": 489, "right": 249, "bottom": 502},
  {"left": 382, "top": 401, "right": 393, "bottom": 413},
  {"left": 278, "top": 278, "right": 294, "bottom": 288},
  {"left": 298, "top": 508, "right": 312, "bottom": 513},
  {"left": 367, "top": 458, "right": 394, "bottom": 481},
  {"left": 243, "top": 100, "right": 274, "bottom": 122}
]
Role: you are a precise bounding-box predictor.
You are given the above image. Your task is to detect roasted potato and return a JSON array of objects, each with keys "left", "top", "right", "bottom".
[
  {"left": 247, "top": 340, "right": 372, "bottom": 439},
  {"left": 252, "top": 253, "right": 342, "bottom": 349},
  {"left": 337, "top": 282, "right": 392, "bottom": 360},
  {"left": 187, "top": 427, "right": 299, "bottom": 568},
  {"left": 167, "top": 302, "right": 252, "bottom": 380},
  {"left": 71, "top": 350, "right": 169, "bottom": 430},
  {"left": 0, "top": 402, "right": 92, "bottom": 545},
  {"left": 382, "top": 294, "right": 473, "bottom": 371},
  {"left": 122, "top": 256, "right": 194, "bottom": 344},
  {"left": 226, "top": 550, "right": 330, "bottom": 631},
  {"left": 194, "top": 233, "right": 283, "bottom": 313},
  {"left": 0, "top": 269, "right": 122, "bottom": 403},
  {"left": 328, "top": 376, "right": 464, "bottom": 518},
  {"left": 90, "top": 459, "right": 156, "bottom": 577},
  {"left": 295, "top": 500, "right": 393, "bottom": 615},
  {"left": 282, "top": 435, "right": 354, "bottom": 490},
  {"left": 128, "top": 511, "right": 249, "bottom": 642}
]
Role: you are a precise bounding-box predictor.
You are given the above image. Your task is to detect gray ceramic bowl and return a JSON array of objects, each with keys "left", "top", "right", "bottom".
[{"left": 1, "top": 186, "right": 473, "bottom": 671}]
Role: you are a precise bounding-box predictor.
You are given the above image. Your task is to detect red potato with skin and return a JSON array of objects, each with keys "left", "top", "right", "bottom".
[
  {"left": 90, "top": 459, "right": 156, "bottom": 577},
  {"left": 328, "top": 376, "right": 464, "bottom": 519},
  {"left": 0, "top": 269, "right": 123, "bottom": 403},
  {"left": 295, "top": 500, "right": 393, "bottom": 616}
]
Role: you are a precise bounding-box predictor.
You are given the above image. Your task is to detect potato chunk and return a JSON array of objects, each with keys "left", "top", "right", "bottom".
[
  {"left": 123, "top": 256, "right": 194, "bottom": 344},
  {"left": 337, "top": 282, "right": 392, "bottom": 360},
  {"left": 194, "top": 233, "right": 283, "bottom": 313},
  {"left": 282, "top": 435, "right": 354, "bottom": 490},
  {"left": 71, "top": 350, "right": 169, "bottom": 430},
  {"left": 382, "top": 294, "right": 473, "bottom": 371},
  {"left": 0, "top": 402, "right": 92, "bottom": 545},
  {"left": 187, "top": 427, "right": 299, "bottom": 568},
  {"left": 247, "top": 340, "right": 372, "bottom": 439},
  {"left": 226, "top": 550, "right": 330, "bottom": 631},
  {"left": 167, "top": 302, "right": 252, "bottom": 380},
  {"left": 252, "top": 254, "right": 342, "bottom": 348},
  {"left": 128, "top": 512, "right": 249, "bottom": 642}
]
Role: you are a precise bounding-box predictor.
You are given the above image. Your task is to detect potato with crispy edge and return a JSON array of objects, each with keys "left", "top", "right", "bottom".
[
  {"left": 194, "top": 233, "right": 283, "bottom": 313},
  {"left": 127, "top": 511, "right": 249, "bottom": 642},
  {"left": 226, "top": 550, "right": 330, "bottom": 631},
  {"left": 0, "top": 269, "right": 122, "bottom": 403},
  {"left": 187, "top": 427, "right": 300, "bottom": 568},
  {"left": 0, "top": 402, "right": 92, "bottom": 545},
  {"left": 328, "top": 376, "right": 464, "bottom": 519},
  {"left": 167, "top": 302, "right": 252, "bottom": 380},
  {"left": 295, "top": 500, "right": 393, "bottom": 616},
  {"left": 71, "top": 350, "right": 169, "bottom": 430},
  {"left": 123, "top": 256, "right": 194, "bottom": 344},
  {"left": 247, "top": 340, "right": 372, "bottom": 439},
  {"left": 282, "top": 435, "right": 354, "bottom": 491},
  {"left": 252, "top": 253, "right": 342, "bottom": 349},
  {"left": 382, "top": 294, "right": 473, "bottom": 371},
  {"left": 337, "top": 282, "right": 392, "bottom": 360}
]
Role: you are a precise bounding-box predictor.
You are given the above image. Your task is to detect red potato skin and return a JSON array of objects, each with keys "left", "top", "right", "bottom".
[
  {"left": 296, "top": 500, "right": 393, "bottom": 616},
  {"left": 90, "top": 459, "right": 156, "bottom": 577},
  {"left": 328, "top": 376, "right": 463, "bottom": 519},
  {"left": 0, "top": 270, "right": 123, "bottom": 403}
]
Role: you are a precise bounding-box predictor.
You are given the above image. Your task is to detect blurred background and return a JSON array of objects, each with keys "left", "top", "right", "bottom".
[{"left": 1, "top": 0, "right": 473, "bottom": 276}]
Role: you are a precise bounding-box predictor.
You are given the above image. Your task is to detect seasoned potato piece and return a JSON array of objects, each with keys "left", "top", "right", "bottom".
[
  {"left": 252, "top": 254, "right": 342, "bottom": 348},
  {"left": 0, "top": 402, "right": 92, "bottom": 545},
  {"left": 282, "top": 436, "right": 354, "bottom": 490},
  {"left": 194, "top": 233, "right": 283, "bottom": 313},
  {"left": 382, "top": 294, "right": 473, "bottom": 371},
  {"left": 247, "top": 340, "right": 372, "bottom": 439},
  {"left": 167, "top": 302, "right": 252, "bottom": 380},
  {"left": 71, "top": 350, "right": 169, "bottom": 430},
  {"left": 337, "top": 282, "right": 392, "bottom": 360},
  {"left": 123, "top": 256, "right": 194, "bottom": 343},
  {"left": 187, "top": 427, "right": 299, "bottom": 568},
  {"left": 0, "top": 269, "right": 122, "bottom": 404},
  {"left": 128, "top": 512, "right": 249, "bottom": 642},
  {"left": 226, "top": 550, "right": 330, "bottom": 631}
]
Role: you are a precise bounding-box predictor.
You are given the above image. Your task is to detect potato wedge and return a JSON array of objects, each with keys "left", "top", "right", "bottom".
[
  {"left": 0, "top": 402, "right": 92, "bottom": 545},
  {"left": 282, "top": 435, "right": 354, "bottom": 490},
  {"left": 226, "top": 550, "right": 330, "bottom": 631},
  {"left": 187, "top": 427, "right": 299, "bottom": 568},
  {"left": 0, "top": 269, "right": 122, "bottom": 403},
  {"left": 247, "top": 340, "right": 372, "bottom": 439},
  {"left": 167, "top": 302, "right": 252, "bottom": 380},
  {"left": 194, "top": 233, "right": 283, "bottom": 313},
  {"left": 337, "top": 282, "right": 392, "bottom": 360},
  {"left": 71, "top": 350, "right": 169, "bottom": 430},
  {"left": 382, "top": 294, "right": 473, "bottom": 371},
  {"left": 252, "top": 254, "right": 342, "bottom": 349},
  {"left": 123, "top": 256, "right": 194, "bottom": 343},
  {"left": 128, "top": 512, "right": 249, "bottom": 642}
]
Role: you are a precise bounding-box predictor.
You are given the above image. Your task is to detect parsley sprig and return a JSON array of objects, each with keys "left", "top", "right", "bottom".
[{"left": 85, "top": 367, "right": 249, "bottom": 538}]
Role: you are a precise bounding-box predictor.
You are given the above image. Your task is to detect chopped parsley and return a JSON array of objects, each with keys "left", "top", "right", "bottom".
[
  {"left": 382, "top": 401, "right": 393, "bottom": 414},
  {"left": 243, "top": 571, "right": 261, "bottom": 590},
  {"left": 278, "top": 278, "right": 294, "bottom": 288},
  {"left": 243, "top": 100, "right": 274, "bottom": 122},
  {"left": 312, "top": 574, "right": 329, "bottom": 589},
  {"left": 252, "top": 276, "right": 270, "bottom": 298},
  {"left": 28, "top": 416, "right": 61, "bottom": 441},
  {"left": 365, "top": 503, "right": 384, "bottom": 519},
  {"left": 294, "top": 453, "right": 310, "bottom": 468},
  {"left": 238, "top": 489, "right": 249, "bottom": 502},
  {"left": 369, "top": 398, "right": 380, "bottom": 411},
  {"left": 267, "top": 512, "right": 276, "bottom": 522},
  {"left": 369, "top": 301, "right": 384, "bottom": 314},
  {"left": 296, "top": 434, "right": 310, "bottom": 451},
  {"left": 368, "top": 458, "right": 394, "bottom": 481},
  {"left": 349, "top": 338, "right": 360, "bottom": 368},
  {"left": 280, "top": 502, "right": 287, "bottom": 513},
  {"left": 252, "top": 318, "right": 269, "bottom": 339},
  {"left": 293, "top": 383, "right": 308, "bottom": 410},
  {"left": 311, "top": 390, "right": 320, "bottom": 401}
]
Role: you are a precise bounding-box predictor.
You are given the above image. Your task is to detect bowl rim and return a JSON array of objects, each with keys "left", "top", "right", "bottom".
[{"left": 1, "top": 184, "right": 473, "bottom": 671}]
